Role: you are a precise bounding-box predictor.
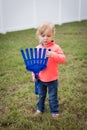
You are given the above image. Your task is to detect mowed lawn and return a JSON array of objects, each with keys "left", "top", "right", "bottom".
[{"left": 0, "top": 20, "right": 87, "bottom": 130}]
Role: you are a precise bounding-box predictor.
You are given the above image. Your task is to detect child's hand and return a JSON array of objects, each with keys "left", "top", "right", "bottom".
[
  {"left": 32, "top": 77, "right": 36, "bottom": 82},
  {"left": 46, "top": 50, "right": 53, "bottom": 57}
]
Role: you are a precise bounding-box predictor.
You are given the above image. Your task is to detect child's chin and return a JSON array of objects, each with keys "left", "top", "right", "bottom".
[{"left": 46, "top": 41, "right": 51, "bottom": 44}]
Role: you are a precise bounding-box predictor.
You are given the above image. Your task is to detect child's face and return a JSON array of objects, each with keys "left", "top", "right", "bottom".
[{"left": 38, "top": 31, "right": 54, "bottom": 46}]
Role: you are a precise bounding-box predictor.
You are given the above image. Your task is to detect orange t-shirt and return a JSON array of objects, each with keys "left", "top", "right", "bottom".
[{"left": 34, "top": 41, "right": 66, "bottom": 82}]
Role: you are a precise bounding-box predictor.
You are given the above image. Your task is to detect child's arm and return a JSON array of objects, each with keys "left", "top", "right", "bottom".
[{"left": 46, "top": 46, "right": 66, "bottom": 64}]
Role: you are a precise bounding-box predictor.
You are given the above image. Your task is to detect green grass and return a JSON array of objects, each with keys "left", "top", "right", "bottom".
[{"left": 0, "top": 20, "right": 87, "bottom": 130}]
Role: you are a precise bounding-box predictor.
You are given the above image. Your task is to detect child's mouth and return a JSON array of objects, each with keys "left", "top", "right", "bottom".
[
  {"left": 41, "top": 41, "right": 50, "bottom": 47},
  {"left": 42, "top": 41, "right": 47, "bottom": 46}
]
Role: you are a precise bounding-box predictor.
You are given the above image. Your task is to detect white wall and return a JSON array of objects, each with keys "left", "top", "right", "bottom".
[
  {"left": 81, "top": 0, "right": 87, "bottom": 20},
  {"left": 3, "top": 0, "right": 34, "bottom": 32},
  {"left": 0, "top": 0, "right": 5, "bottom": 33},
  {"left": 0, "top": 0, "right": 87, "bottom": 34},
  {"left": 36, "top": 0, "right": 59, "bottom": 26},
  {"left": 61, "top": 0, "right": 80, "bottom": 23}
]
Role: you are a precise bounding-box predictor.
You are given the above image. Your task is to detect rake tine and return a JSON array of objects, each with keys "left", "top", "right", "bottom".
[
  {"left": 34, "top": 48, "right": 37, "bottom": 64},
  {"left": 44, "top": 48, "right": 51, "bottom": 64},
  {"left": 38, "top": 48, "right": 42, "bottom": 64},
  {"left": 30, "top": 48, "right": 34, "bottom": 64},
  {"left": 41, "top": 48, "right": 46, "bottom": 64},
  {"left": 39, "top": 48, "right": 42, "bottom": 59},
  {"left": 42, "top": 48, "right": 46, "bottom": 59},
  {"left": 25, "top": 48, "right": 31, "bottom": 65},
  {"left": 25, "top": 48, "right": 30, "bottom": 59},
  {"left": 34, "top": 48, "right": 37, "bottom": 59},
  {"left": 30, "top": 48, "right": 33, "bottom": 59},
  {"left": 20, "top": 50, "right": 27, "bottom": 65}
]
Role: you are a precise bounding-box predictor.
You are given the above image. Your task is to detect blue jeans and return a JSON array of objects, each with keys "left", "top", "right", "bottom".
[{"left": 37, "top": 79, "right": 59, "bottom": 114}]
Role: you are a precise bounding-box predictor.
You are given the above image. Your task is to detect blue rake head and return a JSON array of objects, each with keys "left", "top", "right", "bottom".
[
  {"left": 20, "top": 48, "right": 50, "bottom": 95},
  {"left": 20, "top": 48, "right": 49, "bottom": 75}
]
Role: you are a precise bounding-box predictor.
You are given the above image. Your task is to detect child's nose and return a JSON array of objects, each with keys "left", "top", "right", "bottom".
[{"left": 44, "top": 36, "right": 47, "bottom": 39}]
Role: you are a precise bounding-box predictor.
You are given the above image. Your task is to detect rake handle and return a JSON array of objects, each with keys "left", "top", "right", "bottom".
[
  {"left": 35, "top": 73, "right": 39, "bottom": 95},
  {"left": 35, "top": 80, "right": 39, "bottom": 95}
]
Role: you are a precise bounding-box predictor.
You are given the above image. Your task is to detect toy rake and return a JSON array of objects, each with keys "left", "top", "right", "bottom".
[{"left": 20, "top": 48, "right": 49, "bottom": 95}]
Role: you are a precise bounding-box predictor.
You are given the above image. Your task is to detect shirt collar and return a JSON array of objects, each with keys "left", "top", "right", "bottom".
[{"left": 41, "top": 40, "right": 54, "bottom": 48}]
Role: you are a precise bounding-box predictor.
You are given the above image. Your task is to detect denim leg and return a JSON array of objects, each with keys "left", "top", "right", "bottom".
[
  {"left": 37, "top": 81, "right": 47, "bottom": 112},
  {"left": 48, "top": 80, "right": 59, "bottom": 114}
]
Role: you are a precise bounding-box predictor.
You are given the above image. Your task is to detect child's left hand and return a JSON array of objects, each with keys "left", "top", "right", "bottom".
[{"left": 32, "top": 77, "right": 36, "bottom": 82}]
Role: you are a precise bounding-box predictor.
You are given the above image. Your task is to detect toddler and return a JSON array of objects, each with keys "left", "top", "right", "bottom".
[{"left": 32, "top": 22, "right": 66, "bottom": 119}]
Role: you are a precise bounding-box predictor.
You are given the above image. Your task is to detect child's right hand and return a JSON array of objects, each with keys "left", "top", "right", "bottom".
[{"left": 46, "top": 50, "right": 53, "bottom": 57}]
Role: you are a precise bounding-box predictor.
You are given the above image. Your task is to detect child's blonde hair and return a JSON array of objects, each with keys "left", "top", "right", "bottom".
[{"left": 36, "top": 22, "right": 55, "bottom": 36}]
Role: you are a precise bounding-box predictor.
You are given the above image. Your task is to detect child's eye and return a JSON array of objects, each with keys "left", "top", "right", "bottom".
[
  {"left": 42, "top": 34, "right": 45, "bottom": 37},
  {"left": 41, "top": 34, "right": 51, "bottom": 37},
  {"left": 47, "top": 35, "right": 51, "bottom": 37}
]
